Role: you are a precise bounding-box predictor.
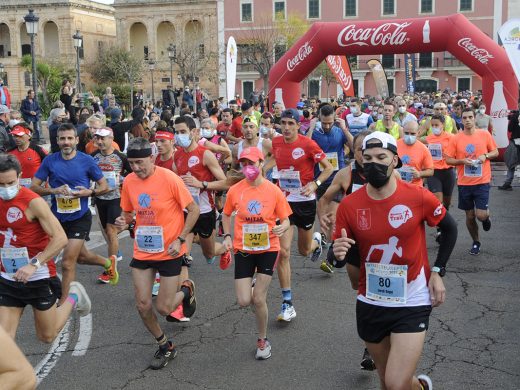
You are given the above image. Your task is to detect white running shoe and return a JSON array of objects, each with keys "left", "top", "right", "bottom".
[
  {"left": 69, "top": 281, "right": 91, "bottom": 317},
  {"left": 152, "top": 279, "right": 160, "bottom": 297},
  {"left": 255, "top": 339, "right": 272, "bottom": 360},
  {"left": 417, "top": 374, "right": 433, "bottom": 390},
  {"left": 277, "top": 302, "right": 296, "bottom": 322},
  {"left": 310, "top": 232, "right": 322, "bottom": 262}
]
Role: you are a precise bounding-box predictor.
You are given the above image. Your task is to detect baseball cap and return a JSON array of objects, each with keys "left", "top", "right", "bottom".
[
  {"left": 239, "top": 146, "right": 265, "bottom": 163},
  {"left": 0, "top": 105, "right": 10, "bottom": 115},
  {"left": 10, "top": 124, "right": 32, "bottom": 137},
  {"left": 296, "top": 102, "right": 305, "bottom": 109},
  {"left": 281, "top": 108, "right": 301, "bottom": 123},
  {"left": 362, "top": 132, "right": 403, "bottom": 168},
  {"left": 94, "top": 127, "right": 113, "bottom": 137},
  {"left": 110, "top": 108, "right": 122, "bottom": 120}
]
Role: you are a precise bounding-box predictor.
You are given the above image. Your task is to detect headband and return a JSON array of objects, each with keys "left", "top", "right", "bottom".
[
  {"left": 155, "top": 131, "right": 174, "bottom": 140},
  {"left": 127, "top": 148, "right": 152, "bottom": 158}
]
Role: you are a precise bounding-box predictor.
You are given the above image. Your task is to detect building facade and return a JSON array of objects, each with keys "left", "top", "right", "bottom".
[{"left": 222, "top": 0, "right": 514, "bottom": 100}]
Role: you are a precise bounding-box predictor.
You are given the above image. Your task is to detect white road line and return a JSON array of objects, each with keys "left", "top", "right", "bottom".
[
  {"left": 34, "top": 319, "right": 71, "bottom": 385},
  {"left": 72, "top": 313, "right": 92, "bottom": 357}
]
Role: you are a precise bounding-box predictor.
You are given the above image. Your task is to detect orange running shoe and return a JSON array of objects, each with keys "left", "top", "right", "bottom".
[
  {"left": 166, "top": 305, "right": 190, "bottom": 323},
  {"left": 220, "top": 251, "right": 232, "bottom": 270},
  {"left": 105, "top": 255, "right": 119, "bottom": 285}
]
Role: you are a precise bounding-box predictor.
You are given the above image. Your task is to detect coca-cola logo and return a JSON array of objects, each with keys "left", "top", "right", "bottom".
[
  {"left": 457, "top": 38, "right": 494, "bottom": 64},
  {"left": 286, "top": 42, "right": 313, "bottom": 71},
  {"left": 490, "top": 109, "right": 508, "bottom": 119},
  {"left": 326, "top": 56, "right": 352, "bottom": 90},
  {"left": 337, "top": 22, "right": 411, "bottom": 47}
]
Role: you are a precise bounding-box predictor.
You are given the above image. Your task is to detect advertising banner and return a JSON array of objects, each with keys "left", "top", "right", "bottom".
[
  {"left": 404, "top": 53, "right": 416, "bottom": 93},
  {"left": 367, "top": 59, "right": 389, "bottom": 97},
  {"left": 226, "top": 37, "right": 238, "bottom": 104},
  {"left": 325, "top": 55, "right": 355, "bottom": 97},
  {"left": 498, "top": 19, "right": 520, "bottom": 84}
]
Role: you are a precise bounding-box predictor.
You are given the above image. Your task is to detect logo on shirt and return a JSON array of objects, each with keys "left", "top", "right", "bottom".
[
  {"left": 433, "top": 204, "right": 443, "bottom": 217},
  {"left": 388, "top": 205, "right": 413, "bottom": 228},
  {"left": 188, "top": 156, "right": 200, "bottom": 168},
  {"left": 292, "top": 148, "right": 305, "bottom": 160},
  {"left": 6, "top": 207, "right": 23, "bottom": 224},
  {"left": 315, "top": 152, "right": 323, "bottom": 160},
  {"left": 247, "top": 200, "right": 262, "bottom": 215},
  {"left": 465, "top": 143, "right": 475, "bottom": 155},
  {"left": 366, "top": 236, "right": 402, "bottom": 264},
  {"left": 401, "top": 155, "right": 411, "bottom": 165},
  {"left": 357, "top": 208, "right": 371, "bottom": 230},
  {"left": 138, "top": 193, "right": 152, "bottom": 208}
]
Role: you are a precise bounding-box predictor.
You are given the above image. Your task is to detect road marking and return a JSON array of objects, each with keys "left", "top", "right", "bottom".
[
  {"left": 34, "top": 319, "right": 71, "bottom": 385},
  {"left": 72, "top": 313, "right": 92, "bottom": 357}
]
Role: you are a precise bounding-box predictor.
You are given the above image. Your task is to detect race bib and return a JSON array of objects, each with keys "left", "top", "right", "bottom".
[
  {"left": 399, "top": 166, "right": 414, "bottom": 182},
  {"left": 464, "top": 162, "right": 482, "bottom": 177},
  {"left": 135, "top": 226, "right": 164, "bottom": 253},
  {"left": 428, "top": 143, "right": 443, "bottom": 160},
  {"left": 103, "top": 171, "right": 118, "bottom": 190},
  {"left": 1, "top": 247, "right": 29, "bottom": 274},
  {"left": 271, "top": 166, "right": 280, "bottom": 179},
  {"left": 242, "top": 223, "right": 270, "bottom": 251},
  {"left": 188, "top": 186, "right": 200, "bottom": 205},
  {"left": 19, "top": 178, "right": 32, "bottom": 188},
  {"left": 365, "top": 263, "right": 408, "bottom": 304},
  {"left": 351, "top": 183, "right": 363, "bottom": 193},
  {"left": 319, "top": 152, "right": 339, "bottom": 171},
  {"left": 56, "top": 196, "right": 81, "bottom": 214},
  {"left": 278, "top": 170, "right": 302, "bottom": 192}
]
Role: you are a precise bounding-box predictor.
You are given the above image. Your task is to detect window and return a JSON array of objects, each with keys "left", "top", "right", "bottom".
[
  {"left": 344, "top": 0, "right": 357, "bottom": 17},
  {"left": 79, "top": 46, "right": 84, "bottom": 60},
  {"left": 308, "top": 0, "right": 320, "bottom": 19},
  {"left": 24, "top": 71, "right": 31, "bottom": 87},
  {"left": 274, "top": 43, "right": 286, "bottom": 62},
  {"left": 418, "top": 52, "right": 432, "bottom": 68},
  {"left": 308, "top": 79, "right": 320, "bottom": 99},
  {"left": 161, "top": 77, "right": 171, "bottom": 83},
  {"left": 144, "top": 46, "right": 149, "bottom": 60},
  {"left": 352, "top": 79, "right": 359, "bottom": 97},
  {"left": 274, "top": 1, "right": 286, "bottom": 20},
  {"left": 459, "top": 0, "right": 472, "bottom": 11},
  {"left": 199, "top": 44, "right": 205, "bottom": 59},
  {"left": 387, "top": 79, "right": 394, "bottom": 96},
  {"left": 457, "top": 77, "right": 471, "bottom": 92},
  {"left": 21, "top": 44, "right": 31, "bottom": 56},
  {"left": 420, "top": 0, "right": 433, "bottom": 13},
  {"left": 381, "top": 54, "right": 395, "bottom": 69},
  {"left": 382, "top": 0, "right": 395, "bottom": 15},
  {"left": 241, "top": 1, "right": 253, "bottom": 22},
  {"left": 243, "top": 81, "right": 254, "bottom": 100},
  {"left": 347, "top": 55, "right": 358, "bottom": 69}
]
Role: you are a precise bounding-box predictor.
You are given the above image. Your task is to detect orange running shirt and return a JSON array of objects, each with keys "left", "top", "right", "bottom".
[
  {"left": 223, "top": 179, "right": 292, "bottom": 253},
  {"left": 120, "top": 166, "right": 193, "bottom": 261},
  {"left": 397, "top": 139, "right": 434, "bottom": 186},
  {"left": 85, "top": 140, "right": 120, "bottom": 155},
  {"left": 445, "top": 129, "right": 497, "bottom": 186},
  {"left": 425, "top": 132, "right": 453, "bottom": 170}
]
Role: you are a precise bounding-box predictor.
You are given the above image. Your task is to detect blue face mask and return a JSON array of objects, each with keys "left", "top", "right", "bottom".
[
  {"left": 404, "top": 135, "right": 417, "bottom": 145},
  {"left": 0, "top": 184, "right": 19, "bottom": 201},
  {"left": 176, "top": 133, "right": 191, "bottom": 148}
]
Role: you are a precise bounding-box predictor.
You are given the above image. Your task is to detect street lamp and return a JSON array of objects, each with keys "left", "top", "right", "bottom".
[
  {"left": 0, "top": 63, "right": 4, "bottom": 84},
  {"left": 148, "top": 59, "right": 156, "bottom": 103},
  {"left": 23, "top": 9, "right": 39, "bottom": 103},
  {"left": 167, "top": 44, "right": 175, "bottom": 86},
  {"left": 73, "top": 30, "right": 83, "bottom": 97}
]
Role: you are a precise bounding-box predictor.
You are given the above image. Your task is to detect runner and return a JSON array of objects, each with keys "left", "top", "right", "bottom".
[
  {"left": 418, "top": 101, "right": 456, "bottom": 137},
  {"left": 221, "top": 147, "right": 292, "bottom": 359},
  {"left": 330, "top": 131, "right": 458, "bottom": 390},
  {"left": 0, "top": 325, "right": 37, "bottom": 390},
  {"left": 344, "top": 98, "right": 374, "bottom": 137},
  {"left": 199, "top": 118, "right": 232, "bottom": 166},
  {"left": 394, "top": 99, "right": 418, "bottom": 127},
  {"left": 0, "top": 154, "right": 91, "bottom": 345},
  {"left": 30, "top": 123, "right": 118, "bottom": 304},
  {"left": 115, "top": 137, "right": 199, "bottom": 369},
  {"left": 445, "top": 107, "right": 498, "bottom": 255},
  {"left": 232, "top": 118, "right": 272, "bottom": 168},
  {"left": 397, "top": 122, "right": 434, "bottom": 186},
  {"left": 369, "top": 100, "right": 403, "bottom": 140},
  {"left": 154, "top": 128, "right": 175, "bottom": 170},
  {"left": 91, "top": 127, "right": 132, "bottom": 282},
  {"left": 265, "top": 108, "right": 333, "bottom": 321}
]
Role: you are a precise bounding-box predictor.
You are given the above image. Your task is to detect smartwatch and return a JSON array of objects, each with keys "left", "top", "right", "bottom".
[
  {"left": 30, "top": 257, "right": 42, "bottom": 269},
  {"left": 431, "top": 266, "right": 446, "bottom": 277},
  {"left": 202, "top": 181, "right": 208, "bottom": 190},
  {"left": 314, "top": 179, "right": 322, "bottom": 187}
]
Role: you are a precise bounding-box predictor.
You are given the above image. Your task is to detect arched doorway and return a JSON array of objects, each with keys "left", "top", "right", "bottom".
[
  {"left": 157, "top": 21, "right": 175, "bottom": 61},
  {"left": 130, "top": 22, "right": 148, "bottom": 60},
  {"left": 0, "top": 23, "right": 11, "bottom": 58},
  {"left": 19, "top": 23, "right": 31, "bottom": 56},
  {"left": 43, "top": 21, "right": 59, "bottom": 58},
  {"left": 415, "top": 79, "right": 438, "bottom": 93}
]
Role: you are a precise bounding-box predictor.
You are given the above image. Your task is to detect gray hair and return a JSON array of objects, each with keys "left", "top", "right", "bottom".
[
  {"left": 127, "top": 137, "right": 151, "bottom": 152},
  {"left": 200, "top": 118, "right": 215, "bottom": 129},
  {"left": 49, "top": 108, "right": 66, "bottom": 122}
]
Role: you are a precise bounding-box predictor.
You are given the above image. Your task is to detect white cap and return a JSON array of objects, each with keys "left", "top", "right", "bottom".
[
  {"left": 94, "top": 128, "right": 113, "bottom": 137},
  {"left": 362, "top": 132, "right": 402, "bottom": 168}
]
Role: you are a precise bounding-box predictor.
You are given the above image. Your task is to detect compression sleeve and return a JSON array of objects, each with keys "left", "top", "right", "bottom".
[
  {"left": 435, "top": 212, "right": 457, "bottom": 268},
  {"left": 326, "top": 241, "right": 360, "bottom": 269}
]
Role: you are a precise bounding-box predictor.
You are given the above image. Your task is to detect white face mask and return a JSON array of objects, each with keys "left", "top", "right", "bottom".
[
  {"left": 260, "top": 126, "right": 270, "bottom": 135},
  {"left": 479, "top": 109, "right": 485, "bottom": 115},
  {"left": 0, "top": 183, "right": 19, "bottom": 201},
  {"left": 8, "top": 120, "right": 21, "bottom": 128},
  {"left": 431, "top": 127, "right": 442, "bottom": 136},
  {"left": 350, "top": 107, "right": 358, "bottom": 114},
  {"left": 201, "top": 129, "right": 214, "bottom": 139},
  {"left": 398, "top": 107, "right": 406, "bottom": 114}
]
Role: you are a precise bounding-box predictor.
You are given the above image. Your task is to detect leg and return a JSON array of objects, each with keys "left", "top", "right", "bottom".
[
  {"left": 59, "top": 239, "right": 84, "bottom": 305},
  {"left": 465, "top": 209, "right": 479, "bottom": 242},
  {"left": 442, "top": 195, "right": 452, "bottom": 210},
  {"left": 475, "top": 208, "right": 489, "bottom": 222},
  {"left": 296, "top": 227, "right": 318, "bottom": 257},
  {"left": 384, "top": 332, "right": 426, "bottom": 390},
  {"left": 77, "top": 243, "right": 107, "bottom": 267},
  {"left": 33, "top": 302, "right": 74, "bottom": 344},
  {"left": 0, "top": 306, "right": 24, "bottom": 339},
  {"left": 0, "top": 326, "right": 37, "bottom": 390},
  {"left": 235, "top": 277, "right": 253, "bottom": 308},
  {"left": 105, "top": 223, "right": 120, "bottom": 258},
  {"left": 155, "top": 275, "right": 184, "bottom": 317},
  {"left": 131, "top": 267, "right": 163, "bottom": 338},
  {"left": 277, "top": 226, "right": 294, "bottom": 290},
  {"left": 365, "top": 337, "right": 391, "bottom": 390},
  {"left": 199, "top": 234, "right": 217, "bottom": 259},
  {"left": 252, "top": 273, "right": 272, "bottom": 339}
]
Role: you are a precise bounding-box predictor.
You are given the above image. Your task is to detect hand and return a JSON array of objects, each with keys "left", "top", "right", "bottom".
[
  {"left": 114, "top": 216, "right": 128, "bottom": 228},
  {"left": 477, "top": 154, "right": 487, "bottom": 163},
  {"left": 53, "top": 185, "right": 74, "bottom": 196},
  {"left": 271, "top": 223, "right": 288, "bottom": 237},
  {"left": 30, "top": 111, "right": 36, "bottom": 115},
  {"left": 411, "top": 168, "right": 422, "bottom": 179},
  {"left": 335, "top": 118, "right": 347, "bottom": 130},
  {"left": 428, "top": 272, "right": 446, "bottom": 307},
  {"left": 310, "top": 117, "right": 319, "bottom": 130},
  {"left": 462, "top": 158, "right": 475, "bottom": 166},
  {"left": 182, "top": 174, "right": 202, "bottom": 189},
  {"left": 223, "top": 235, "right": 233, "bottom": 251},
  {"left": 71, "top": 186, "right": 93, "bottom": 198},
  {"left": 167, "top": 239, "right": 182, "bottom": 257},
  {"left": 320, "top": 211, "right": 334, "bottom": 232},
  {"left": 301, "top": 181, "right": 317, "bottom": 197},
  {"left": 332, "top": 228, "right": 356, "bottom": 261},
  {"left": 14, "top": 264, "right": 37, "bottom": 284}
]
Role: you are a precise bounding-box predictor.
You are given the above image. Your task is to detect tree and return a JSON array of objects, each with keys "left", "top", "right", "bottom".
[
  {"left": 236, "top": 12, "right": 309, "bottom": 94},
  {"left": 89, "top": 46, "right": 144, "bottom": 108},
  {"left": 312, "top": 61, "right": 336, "bottom": 100}
]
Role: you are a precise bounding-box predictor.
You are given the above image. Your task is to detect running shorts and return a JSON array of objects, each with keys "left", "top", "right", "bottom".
[
  {"left": 189, "top": 210, "right": 216, "bottom": 239},
  {"left": 130, "top": 256, "right": 183, "bottom": 277},
  {"left": 234, "top": 251, "right": 278, "bottom": 279},
  {"left": 457, "top": 183, "right": 490, "bottom": 211},
  {"left": 96, "top": 198, "right": 122, "bottom": 229},
  {"left": 60, "top": 210, "right": 92, "bottom": 240},
  {"left": 0, "top": 276, "right": 61, "bottom": 311},
  {"left": 288, "top": 200, "right": 316, "bottom": 230},
  {"left": 427, "top": 168, "right": 455, "bottom": 196}
]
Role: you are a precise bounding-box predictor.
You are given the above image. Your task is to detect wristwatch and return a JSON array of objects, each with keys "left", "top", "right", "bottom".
[
  {"left": 431, "top": 266, "right": 446, "bottom": 277},
  {"left": 202, "top": 181, "right": 208, "bottom": 190},
  {"left": 30, "top": 257, "right": 42, "bottom": 269},
  {"left": 314, "top": 179, "right": 322, "bottom": 187},
  {"left": 178, "top": 236, "right": 186, "bottom": 244},
  {"left": 484, "top": 153, "right": 489, "bottom": 160}
]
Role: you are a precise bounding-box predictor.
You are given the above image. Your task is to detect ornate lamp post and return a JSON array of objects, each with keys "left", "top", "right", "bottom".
[
  {"left": 23, "top": 9, "right": 39, "bottom": 101},
  {"left": 148, "top": 59, "right": 156, "bottom": 102},
  {"left": 167, "top": 44, "right": 176, "bottom": 86},
  {"left": 73, "top": 30, "right": 83, "bottom": 97}
]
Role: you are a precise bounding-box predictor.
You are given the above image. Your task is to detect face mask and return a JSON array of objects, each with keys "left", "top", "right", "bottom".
[
  {"left": 8, "top": 120, "right": 21, "bottom": 128},
  {"left": 0, "top": 184, "right": 19, "bottom": 201},
  {"left": 242, "top": 164, "right": 261, "bottom": 181},
  {"left": 176, "top": 133, "right": 191, "bottom": 148},
  {"left": 448, "top": 104, "right": 452, "bottom": 109},
  {"left": 376, "top": 100, "right": 382, "bottom": 105},
  {"left": 404, "top": 134, "right": 417, "bottom": 145},
  {"left": 431, "top": 127, "right": 442, "bottom": 136},
  {"left": 260, "top": 126, "right": 270, "bottom": 135},
  {"left": 346, "top": 102, "right": 351, "bottom": 107},
  {"left": 398, "top": 107, "right": 406, "bottom": 114},
  {"left": 363, "top": 162, "right": 391, "bottom": 188},
  {"left": 201, "top": 129, "right": 214, "bottom": 139},
  {"left": 368, "top": 105, "right": 373, "bottom": 111},
  {"left": 377, "top": 114, "right": 384, "bottom": 121},
  {"left": 298, "top": 110, "right": 303, "bottom": 116},
  {"left": 479, "top": 109, "right": 485, "bottom": 115},
  {"left": 350, "top": 107, "right": 358, "bottom": 114}
]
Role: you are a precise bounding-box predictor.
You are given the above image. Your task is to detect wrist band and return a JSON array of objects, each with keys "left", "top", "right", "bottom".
[{"left": 223, "top": 233, "right": 231, "bottom": 239}]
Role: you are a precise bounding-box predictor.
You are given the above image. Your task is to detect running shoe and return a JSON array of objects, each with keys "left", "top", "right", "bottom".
[
  {"left": 152, "top": 278, "right": 160, "bottom": 297},
  {"left": 498, "top": 183, "right": 513, "bottom": 191},
  {"left": 206, "top": 256, "right": 216, "bottom": 265},
  {"left": 149, "top": 343, "right": 177, "bottom": 370},
  {"left": 166, "top": 305, "right": 190, "bottom": 323},
  {"left": 105, "top": 255, "right": 119, "bottom": 285},
  {"left": 97, "top": 271, "right": 110, "bottom": 284},
  {"left": 255, "top": 338, "right": 272, "bottom": 360},
  {"left": 277, "top": 302, "right": 296, "bottom": 322},
  {"left": 482, "top": 218, "right": 491, "bottom": 232},
  {"left": 417, "top": 374, "right": 433, "bottom": 390},
  {"left": 320, "top": 260, "right": 334, "bottom": 274},
  {"left": 181, "top": 279, "right": 197, "bottom": 318},
  {"left": 69, "top": 281, "right": 91, "bottom": 317},
  {"left": 116, "top": 250, "right": 123, "bottom": 262},
  {"left": 220, "top": 251, "right": 232, "bottom": 270},
  {"left": 469, "top": 241, "right": 481, "bottom": 256},
  {"left": 310, "top": 232, "right": 322, "bottom": 262},
  {"left": 360, "top": 348, "right": 376, "bottom": 371},
  {"left": 320, "top": 232, "right": 328, "bottom": 248}
]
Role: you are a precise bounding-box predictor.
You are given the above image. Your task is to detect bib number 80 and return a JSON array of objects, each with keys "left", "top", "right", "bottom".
[{"left": 378, "top": 277, "right": 391, "bottom": 288}]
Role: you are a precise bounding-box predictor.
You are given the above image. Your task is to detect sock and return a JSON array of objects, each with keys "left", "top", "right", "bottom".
[
  {"left": 67, "top": 294, "right": 78, "bottom": 307},
  {"left": 181, "top": 286, "right": 191, "bottom": 302},
  {"left": 104, "top": 258, "right": 111, "bottom": 269},
  {"left": 282, "top": 289, "right": 292, "bottom": 304},
  {"left": 156, "top": 334, "right": 169, "bottom": 350}
]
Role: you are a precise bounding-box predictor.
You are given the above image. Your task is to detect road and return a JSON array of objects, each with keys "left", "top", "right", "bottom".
[{"left": 13, "top": 165, "right": 520, "bottom": 389}]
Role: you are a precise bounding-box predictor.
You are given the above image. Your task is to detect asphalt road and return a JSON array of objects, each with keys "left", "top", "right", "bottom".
[{"left": 13, "top": 166, "right": 520, "bottom": 390}]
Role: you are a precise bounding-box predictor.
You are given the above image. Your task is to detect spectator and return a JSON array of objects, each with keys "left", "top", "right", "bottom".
[
  {"left": 47, "top": 107, "right": 68, "bottom": 153},
  {"left": 182, "top": 87, "right": 194, "bottom": 111},
  {"left": 60, "top": 85, "right": 75, "bottom": 124},
  {"left": 0, "top": 105, "right": 11, "bottom": 152},
  {"left": 130, "top": 106, "right": 148, "bottom": 139},
  {"left": 0, "top": 78, "right": 11, "bottom": 108},
  {"left": 20, "top": 89, "right": 43, "bottom": 143}
]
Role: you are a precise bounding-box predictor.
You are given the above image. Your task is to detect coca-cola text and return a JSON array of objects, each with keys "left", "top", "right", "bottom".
[
  {"left": 490, "top": 109, "right": 509, "bottom": 119},
  {"left": 337, "top": 22, "right": 412, "bottom": 47},
  {"left": 457, "top": 38, "right": 494, "bottom": 64},
  {"left": 326, "top": 56, "right": 352, "bottom": 90},
  {"left": 286, "top": 42, "right": 313, "bottom": 72}
]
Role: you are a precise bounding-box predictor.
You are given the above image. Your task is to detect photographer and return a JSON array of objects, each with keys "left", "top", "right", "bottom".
[{"left": 498, "top": 103, "right": 520, "bottom": 191}]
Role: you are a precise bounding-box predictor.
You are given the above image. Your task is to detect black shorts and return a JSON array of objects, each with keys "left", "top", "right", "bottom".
[
  {"left": 356, "top": 300, "right": 432, "bottom": 344},
  {"left": 191, "top": 210, "right": 216, "bottom": 238},
  {"left": 427, "top": 168, "right": 456, "bottom": 196},
  {"left": 60, "top": 210, "right": 92, "bottom": 240},
  {"left": 130, "top": 256, "right": 183, "bottom": 277},
  {"left": 234, "top": 251, "right": 278, "bottom": 279},
  {"left": 96, "top": 198, "right": 122, "bottom": 229},
  {"left": 0, "top": 276, "right": 62, "bottom": 311},
  {"left": 458, "top": 184, "right": 490, "bottom": 211},
  {"left": 288, "top": 200, "right": 316, "bottom": 230}
]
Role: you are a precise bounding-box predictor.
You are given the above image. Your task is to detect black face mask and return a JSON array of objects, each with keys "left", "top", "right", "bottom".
[{"left": 363, "top": 162, "right": 391, "bottom": 188}]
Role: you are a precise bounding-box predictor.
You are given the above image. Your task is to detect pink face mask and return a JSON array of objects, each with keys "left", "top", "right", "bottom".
[{"left": 242, "top": 164, "right": 261, "bottom": 181}]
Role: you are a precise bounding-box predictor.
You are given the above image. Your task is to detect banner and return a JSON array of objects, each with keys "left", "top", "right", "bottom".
[
  {"left": 498, "top": 19, "right": 520, "bottom": 84},
  {"left": 367, "top": 59, "right": 389, "bottom": 97},
  {"left": 226, "top": 37, "right": 238, "bottom": 104},
  {"left": 404, "top": 53, "right": 416, "bottom": 93},
  {"left": 325, "top": 55, "right": 355, "bottom": 96}
]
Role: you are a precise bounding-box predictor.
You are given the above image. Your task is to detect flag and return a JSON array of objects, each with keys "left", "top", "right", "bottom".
[
  {"left": 498, "top": 19, "right": 520, "bottom": 85},
  {"left": 404, "top": 53, "right": 416, "bottom": 93},
  {"left": 367, "top": 59, "right": 389, "bottom": 97},
  {"left": 226, "top": 37, "right": 238, "bottom": 103},
  {"left": 325, "top": 55, "right": 355, "bottom": 97}
]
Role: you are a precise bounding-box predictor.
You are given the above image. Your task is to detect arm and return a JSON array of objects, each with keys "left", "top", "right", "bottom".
[
  {"left": 418, "top": 117, "right": 431, "bottom": 137},
  {"left": 306, "top": 118, "right": 318, "bottom": 138},
  {"left": 75, "top": 177, "right": 109, "bottom": 198},
  {"left": 0, "top": 327, "right": 36, "bottom": 390},
  {"left": 221, "top": 213, "right": 233, "bottom": 251},
  {"left": 30, "top": 177, "right": 71, "bottom": 197},
  {"left": 478, "top": 148, "right": 498, "bottom": 162},
  {"left": 203, "top": 150, "right": 227, "bottom": 180},
  {"left": 336, "top": 118, "right": 353, "bottom": 150},
  {"left": 178, "top": 201, "right": 200, "bottom": 240},
  {"left": 202, "top": 139, "right": 231, "bottom": 160},
  {"left": 301, "top": 156, "right": 333, "bottom": 197}
]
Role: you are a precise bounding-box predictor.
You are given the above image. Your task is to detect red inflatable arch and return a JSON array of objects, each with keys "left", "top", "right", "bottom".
[{"left": 269, "top": 13, "right": 517, "bottom": 113}]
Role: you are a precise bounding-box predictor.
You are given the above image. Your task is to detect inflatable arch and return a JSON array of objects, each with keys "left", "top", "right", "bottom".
[{"left": 269, "top": 14, "right": 518, "bottom": 113}]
